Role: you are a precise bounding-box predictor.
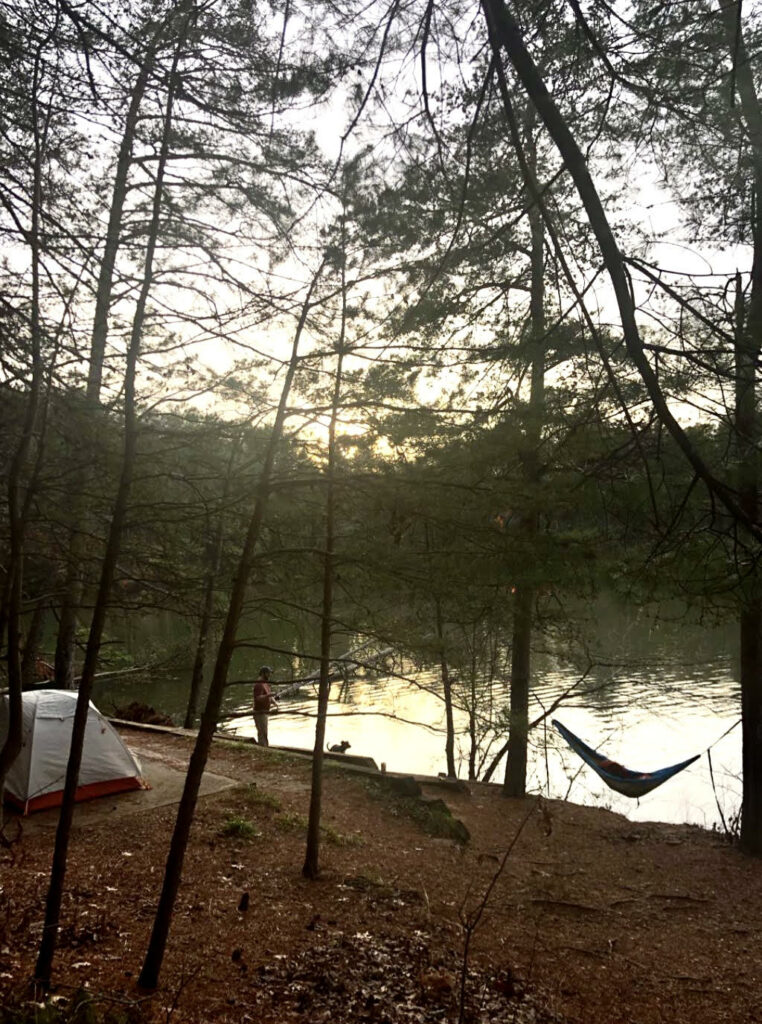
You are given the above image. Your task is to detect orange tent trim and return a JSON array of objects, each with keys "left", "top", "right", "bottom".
[{"left": 5, "top": 775, "right": 148, "bottom": 815}]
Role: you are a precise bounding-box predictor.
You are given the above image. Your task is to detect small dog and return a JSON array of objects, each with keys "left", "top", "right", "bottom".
[{"left": 328, "top": 740, "right": 351, "bottom": 753}]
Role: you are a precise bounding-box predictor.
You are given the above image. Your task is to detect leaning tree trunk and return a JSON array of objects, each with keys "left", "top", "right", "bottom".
[
  {"left": 479, "top": 0, "right": 762, "bottom": 824},
  {"left": 480, "top": 0, "right": 755, "bottom": 526},
  {"left": 183, "top": 561, "right": 216, "bottom": 729},
  {"left": 34, "top": 33, "right": 183, "bottom": 984},
  {"left": 138, "top": 260, "right": 325, "bottom": 989}
]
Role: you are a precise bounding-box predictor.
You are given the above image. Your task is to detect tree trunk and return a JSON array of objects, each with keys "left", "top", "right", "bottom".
[
  {"left": 468, "top": 631, "right": 477, "bottom": 780},
  {"left": 720, "top": 2, "right": 762, "bottom": 854},
  {"left": 184, "top": 439, "right": 241, "bottom": 729},
  {"left": 436, "top": 600, "right": 457, "bottom": 777},
  {"left": 0, "top": 26, "right": 47, "bottom": 814},
  {"left": 303, "top": 234, "right": 347, "bottom": 880},
  {"left": 733, "top": 252, "right": 762, "bottom": 854},
  {"left": 54, "top": 592, "right": 78, "bottom": 689},
  {"left": 505, "top": 586, "right": 533, "bottom": 794},
  {"left": 302, "top": 482, "right": 337, "bottom": 878},
  {"left": 184, "top": 573, "right": 215, "bottom": 729},
  {"left": 425, "top": 521, "right": 457, "bottom": 777},
  {"left": 34, "top": 33, "right": 182, "bottom": 984},
  {"left": 53, "top": 38, "right": 160, "bottom": 693},
  {"left": 21, "top": 599, "right": 47, "bottom": 689},
  {"left": 504, "top": 146, "right": 544, "bottom": 797},
  {"left": 138, "top": 260, "right": 325, "bottom": 989},
  {"left": 482, "top": 0, "right": 762, "bottom": 838},
  {"left": 480, "top": 0, "right": 756, "bottom": 536}
]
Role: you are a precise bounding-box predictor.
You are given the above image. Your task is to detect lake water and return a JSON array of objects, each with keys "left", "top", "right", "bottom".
[{"left": 95, "top": 605, "right": 742, "bottom": 832}]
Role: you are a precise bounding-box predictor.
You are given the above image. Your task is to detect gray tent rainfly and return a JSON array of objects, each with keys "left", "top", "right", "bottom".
[{"left": 0, "top": 689, "right": 146, "bottom": 814}]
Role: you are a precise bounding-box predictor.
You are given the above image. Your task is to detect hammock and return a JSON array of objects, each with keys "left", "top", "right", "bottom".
[{"left": 552, "top": 719, "right": 700, "bottom": 798}]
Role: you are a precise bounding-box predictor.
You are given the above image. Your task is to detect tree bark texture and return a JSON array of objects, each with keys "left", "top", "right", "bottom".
[
  {"left": 304, "top": 237, "right": 347, "bottom": 880},
  {"left": 720, "top": 0, "right": 762, "bottom": 854},
  {"left": 424, "top": 520, "right": 458, "bottom": 778},
  {"left": 483, "top": 0, "right": 762, "bottom": 841},
  {"left": 436, "top": 598, "right": 457, "bottom": 777},
  {"left": 0, "top": 20, "right": 50, "bottom": 815},
  {"left": 505, "top": 146, "right": 544, "bottom": 797},
  {"left": 184, "top": 439, "right": 241, "bottom": 729},
  {"left": 480, "top": 0, "right": 758, "bottom": 539},
  {"left": 21, "top": 600, "right": 48, "bottom": 689},
  {"left": 53, "top": 38, "right": 159, "bottom": 693}
]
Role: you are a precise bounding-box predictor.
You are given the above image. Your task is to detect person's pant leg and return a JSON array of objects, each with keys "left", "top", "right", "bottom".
[{"left": 254, "top": 712, "right": 269, "bottom": 746}]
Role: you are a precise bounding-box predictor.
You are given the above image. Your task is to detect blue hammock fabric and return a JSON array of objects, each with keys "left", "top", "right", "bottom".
[{"left": 552, "top": 719, "right": 700, "bottom": 798}]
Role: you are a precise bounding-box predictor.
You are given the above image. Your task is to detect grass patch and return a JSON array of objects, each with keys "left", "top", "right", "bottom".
[
  {"left": 275, "top": 810, "right": 308, "bottom": 833},
  {"left": 219, "top": 815, "right": 260, "bottom": 840},
  {"left": 274, "top": 812, "right": 363, "bottom": 846},
  {"left": 216, "top": 738, "right": 254, "bottom": 754},
  {"left": 321, "top": 823, "right": 364, "bottom": 847},
  {"left": 235, "top": 783, "right": 282, "bottom": 811}
]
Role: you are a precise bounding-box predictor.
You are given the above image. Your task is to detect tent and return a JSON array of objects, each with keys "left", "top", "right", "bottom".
[{"left": 0, "top": 690, "right": 146, "bottom": 814}]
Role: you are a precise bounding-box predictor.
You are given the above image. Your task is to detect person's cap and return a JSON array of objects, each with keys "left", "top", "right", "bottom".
[{"left": 259, "top": 666, "right": 272, "bottom": 677}]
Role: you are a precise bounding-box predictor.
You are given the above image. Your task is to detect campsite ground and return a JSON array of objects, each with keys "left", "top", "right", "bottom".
[{"left": 1, "top": 728, "right": 761, "bottom": 1024}]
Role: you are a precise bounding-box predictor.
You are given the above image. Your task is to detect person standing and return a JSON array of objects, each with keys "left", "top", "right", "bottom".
[{"left": 253, "top": 666, "right": 278, "bottom": 746}]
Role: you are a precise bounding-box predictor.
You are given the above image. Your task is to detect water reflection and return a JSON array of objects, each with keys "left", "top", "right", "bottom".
[
  {"left": 221, "top": 654, "right": 741, "bottom": 832},
  {"left": 96, "top": 605, "right": 741, "bottom": 832}
]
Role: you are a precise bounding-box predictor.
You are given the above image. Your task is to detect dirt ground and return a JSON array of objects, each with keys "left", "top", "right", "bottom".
[{"left": 2, "top": 728, "right": 761, "bottom": 1024}]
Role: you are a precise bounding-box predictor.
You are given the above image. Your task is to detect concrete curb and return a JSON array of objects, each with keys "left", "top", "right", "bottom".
[{"left": 109, "top": 718, "right": 472, "bottom": 796}]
